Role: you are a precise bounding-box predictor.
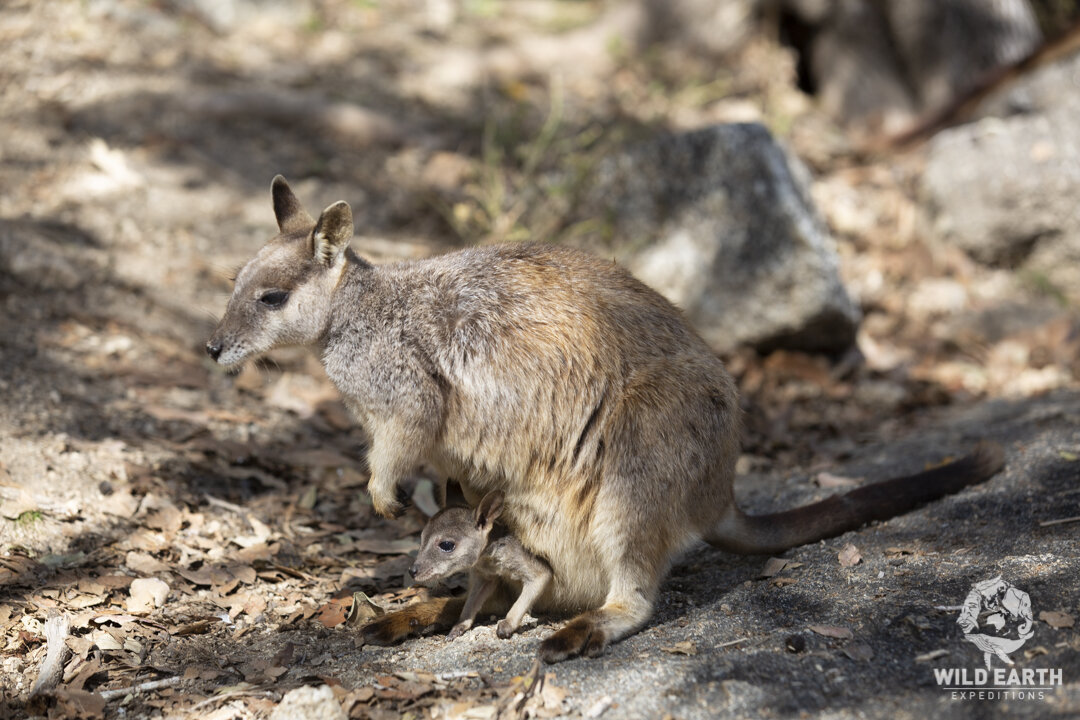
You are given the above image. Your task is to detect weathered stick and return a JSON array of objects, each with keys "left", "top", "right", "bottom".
[
  {"left": 29, "top": 614, "right": 71, "bottom": 698},
  {"left": 187, "top": 688, "right": 275, "bottom": 713},
  {"left": 99, "top": 675, "right": 182, "bottom": 701},
  {"left": 716, "top": 637, "right": 750, "bottom": 648},
  {"left": 1039, "top": 515, "right": 1080, "bottom": 527}
]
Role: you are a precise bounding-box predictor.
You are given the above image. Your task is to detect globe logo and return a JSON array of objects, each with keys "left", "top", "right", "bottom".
[{"left": 957, "top": 576, "right": 1034, "bottom": 671}]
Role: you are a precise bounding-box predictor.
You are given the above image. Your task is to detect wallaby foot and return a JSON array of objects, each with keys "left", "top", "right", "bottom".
[
  {"left": 539, "top": 587, "right": 654, "bottom": 663},
  {"left": 539, "top": 614, "right": 606, "bottom": 662},
  {"left": 361, "top": 597, "right": 464, "bottom": 645}
]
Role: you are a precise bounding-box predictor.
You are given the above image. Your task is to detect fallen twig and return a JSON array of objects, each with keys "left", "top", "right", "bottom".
[
  {"left": 99, "top": 676, "right": 182, "bottom": 701},
  {"left": 204, "top": 495, "right": 247, "bottom": 514},
  {"left": 498, "top": 658, "right": 541, "bottom": 718},
  {"left": 29, "top": 614, "right": 71, "bottom": 698},
  {"left": 717, "top": 637, "right": 750, "bottom": 649},
  {"left": 187, "top": 689, "right": 277, "bottom": 713},
  {"left": 1039, "top": 515, "right": 1080, "bottom": 527},
  {"left": 433, "top": 670, "right": 480, "bottom": 681}
]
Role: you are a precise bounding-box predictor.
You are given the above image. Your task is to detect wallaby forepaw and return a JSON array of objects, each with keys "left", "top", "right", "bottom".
[
  {"left": 539, "top": 618, "right": 596, "bottom": 663},
  {"left": 496, "top": 619, "right": 516, "bottom": 639},
  {"left": 371, "top": 496, "right": 403, "bottom": 519}
]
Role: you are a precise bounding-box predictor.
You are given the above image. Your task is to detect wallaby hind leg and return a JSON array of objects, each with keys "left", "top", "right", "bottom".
[{"left": 538, "top": 561, "right": 659, "bottom": 663}]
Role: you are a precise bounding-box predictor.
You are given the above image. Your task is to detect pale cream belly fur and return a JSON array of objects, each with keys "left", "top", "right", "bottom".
[{"left": 430, "top": 451, "right": 610, "bottom": 614}]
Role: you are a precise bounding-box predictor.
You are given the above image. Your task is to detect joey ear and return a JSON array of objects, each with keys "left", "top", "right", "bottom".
[
  {"left": 311, "top": 200, "right": 353, "bottom": 265},
  {"left": 474, "top": 491, "right": 504, "bottom": 529},
  {"left": 271, "top": 175, "right": 314, "bottom": 234}
]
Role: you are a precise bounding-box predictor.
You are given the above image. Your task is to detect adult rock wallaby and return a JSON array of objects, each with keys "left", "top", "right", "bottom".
[
  {"left": 410, "top": 490, "right": 552, "bottom": 641},
  {"left": 206, "top": 176, "right": 1005, "bottom": 663}
]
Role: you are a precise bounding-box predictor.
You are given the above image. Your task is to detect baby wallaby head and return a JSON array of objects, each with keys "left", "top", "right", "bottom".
[
  {"left": 410, "top": 491, "right": 504, "bottom": 585},
  {"left": 206, "top": 175, "right": 358, "bottom": 370}
]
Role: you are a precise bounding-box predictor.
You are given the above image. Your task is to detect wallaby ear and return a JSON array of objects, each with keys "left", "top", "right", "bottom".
[
  {"left": 474, "top": 491, "right": 504, "bottom": 530},
  {"left": 311, "top": 200, "right": 353, "bottom": 265},
  {"left": 271, "top": 175, "right": 314, "bottom": 234},
  {"left": 441, "top": 479, "right": 467, "bottom": 509}
]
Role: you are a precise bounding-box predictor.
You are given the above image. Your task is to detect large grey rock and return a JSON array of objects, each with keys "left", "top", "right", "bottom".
[
  {"left": 578, "top": 123, "right": 860, "bottom": 353},
  {"left": 923, "top": 52, "right": 1080, "bottom": 301}
]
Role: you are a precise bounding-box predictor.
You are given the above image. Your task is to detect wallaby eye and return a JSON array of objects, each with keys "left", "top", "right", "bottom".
[
  {"left": 438, "top": 540, "right": 456, "bottom": 553},
  {"left": 258, "top": 290, "right": 290, "bottom": 308}
]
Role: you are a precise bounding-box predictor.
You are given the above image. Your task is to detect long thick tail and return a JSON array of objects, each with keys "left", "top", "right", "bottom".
[
  {"left": 706, "top": 442, "right": 1006, "bottom": 555},
  {"left": 361, "top": 596, "right": 465, "bottom": 645}
]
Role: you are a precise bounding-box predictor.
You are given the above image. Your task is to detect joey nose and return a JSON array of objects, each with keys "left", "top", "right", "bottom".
[{"left": 205, "top": 341, "right": 222, "bottom": 361}]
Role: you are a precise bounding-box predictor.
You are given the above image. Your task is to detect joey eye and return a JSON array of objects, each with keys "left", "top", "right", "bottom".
[
  {"left": 258, "top": 290, "right": 290, "bottom": 308},
  {"left": 437, "top": 540, "right": 456, "bottom": 553}
]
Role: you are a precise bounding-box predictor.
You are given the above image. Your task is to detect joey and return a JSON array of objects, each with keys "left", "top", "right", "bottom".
[{"left": 411, "top": 491, "right": 552, "bottom": 640}]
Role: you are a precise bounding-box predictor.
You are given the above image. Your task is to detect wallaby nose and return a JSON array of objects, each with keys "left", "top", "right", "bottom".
[
  {"left": 205, "top": 341, "right": 222, "bottom": 361},
  {"left": 408, "top": 565, "right": 418, "bottom": 580}
]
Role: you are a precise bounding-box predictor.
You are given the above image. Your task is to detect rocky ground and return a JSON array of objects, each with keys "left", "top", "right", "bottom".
[{"left": 0, "top": 1, "right": 1078, "bottom": 718}]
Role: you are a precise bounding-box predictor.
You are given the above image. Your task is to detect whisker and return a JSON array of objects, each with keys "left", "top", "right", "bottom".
[{"left": 203, "top": 262, "right": 239, "bottom": 285}]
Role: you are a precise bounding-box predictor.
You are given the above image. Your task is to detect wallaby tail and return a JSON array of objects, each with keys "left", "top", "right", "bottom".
[
  {"left": 361, "top": 596, "right": 465, "bottom": 645},
  {"left": 706, "top": 442, "right": 1006, "bottom": 555}
]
